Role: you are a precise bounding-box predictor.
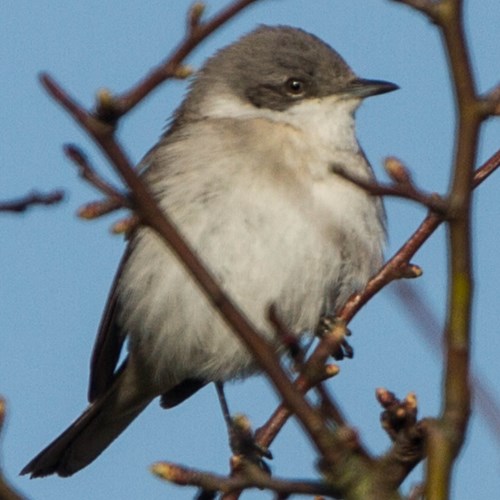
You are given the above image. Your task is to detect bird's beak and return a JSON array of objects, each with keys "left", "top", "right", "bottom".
[{"left": 343, "top": 78, "right": 399, "bottom": 98}]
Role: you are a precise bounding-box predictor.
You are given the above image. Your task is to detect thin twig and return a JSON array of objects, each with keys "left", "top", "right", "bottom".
[
  {"left": 151, "top": 461, "right": 341, "bottom": 498},
  {"left": 332, "top": 166, "right": 447, "bottom": 214},
  {"left": 95, "top": 0, "right": 262, "bottom": 121},
  {"left": 254, "top": 146, "right": 500, "bottom": 456},
  {"left": 63, "top": 144, "right": 130, "bottom": 206},
  {"left": 0, "top": 190, "right": 64, "bottom": 213},
  {"left": 389, "top": 0, "right": 499, "bottom": 498}
]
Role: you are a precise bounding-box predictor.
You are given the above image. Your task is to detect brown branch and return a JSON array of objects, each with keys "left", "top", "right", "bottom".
[
  {"left": 332, "top": 161, "right": 447, "bottom": 214},
  {"left": 253, "top": 146, "right": 500, "bottom": 458},
  {"left": 94, "top": 0, "right": 261, "bottom": 122},
  {"left": 41, "top": 60, "right": 345, "bottom": 480},
  {"left": 0, "top": 190, "right": 64, "bottom": 213},
  {"left": 389, "top": 0, "right": 500, "bottom": 498},
  {"left": 151, "top": 460, "right": 341, "bottom": 498},
  {"left": 375, "top": 390, "right": 425, "bottom": 490},
  {"left": 64, "top": 144, "right": 129, "bottom": 206},
  {"left": 422, "top": 2, "right": 478, "bottom": 497}
]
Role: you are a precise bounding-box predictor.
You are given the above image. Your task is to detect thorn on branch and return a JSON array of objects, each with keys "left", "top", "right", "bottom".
[
  {"left": 0, "top": 189, "right": 64, "bottom": 213},
  {"left": 229, "top": 414, "right": 273, "bottom": 472}
]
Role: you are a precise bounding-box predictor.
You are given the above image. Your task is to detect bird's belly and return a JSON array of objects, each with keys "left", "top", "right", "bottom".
[{"left": 118, "top": 176, "right": 383, "bottom": 386}]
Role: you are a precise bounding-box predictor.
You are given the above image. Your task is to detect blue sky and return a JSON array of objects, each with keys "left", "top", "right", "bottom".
[{"left": 2, "top": 1, "right": 499, "bottom": 499}]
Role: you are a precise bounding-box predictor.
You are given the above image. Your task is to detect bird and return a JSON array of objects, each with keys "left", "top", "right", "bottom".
[{"left": 22, "top": 25, "right": 397, "bottom": 478}]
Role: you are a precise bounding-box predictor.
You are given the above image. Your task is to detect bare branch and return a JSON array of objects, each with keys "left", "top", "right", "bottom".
[
  {"left": 64, "top": 144, "right": 129, "bottom": 206},
  {"left": 375, "top": 390, "right": 425, "bottom": 489},
  {"left": 388, "top": 0, "right": 500, "bottom": 497},
  {"left": 0, "top": 190, "right": 64, "bottom": 213},
  {"left": 41, "top": 58, "right": 344, "bottom": 480},
  {"left": 34, "top": 2, "right": 500, "bottom": 497},
  {"left": 77, "top": 198, "right": 123, "bottom": 220},
  {"left": 253, "top": 146, "right": 500, "bottom": 460},
  {"left": 94, "top": 0, "right": 262, "bottom": 122},
  {"left": 331, "top": 162, "right": 447, "bottom": 214},
  {"left": 151, "top": 461, "right": 340, "bottom": 498}
]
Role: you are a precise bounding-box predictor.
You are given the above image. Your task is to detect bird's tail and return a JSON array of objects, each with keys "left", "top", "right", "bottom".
[{"left": 21, "top": 364, "right": 153, "bottom": 478}]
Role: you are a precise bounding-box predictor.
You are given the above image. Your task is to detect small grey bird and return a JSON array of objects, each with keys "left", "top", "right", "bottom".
[{"left": 22, "top": 25, "right": 396, "bottom": 478}]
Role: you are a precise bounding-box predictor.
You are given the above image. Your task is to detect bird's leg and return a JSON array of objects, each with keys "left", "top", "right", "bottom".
[
  {"left": 214, "top": 382, "right": 272, "bottom": 473},
  {"left": 316, "top": 314, "right": 354, "bottom": 360},
  {"left": 215, "top": 382, "right": 233, "bottom": 435}
]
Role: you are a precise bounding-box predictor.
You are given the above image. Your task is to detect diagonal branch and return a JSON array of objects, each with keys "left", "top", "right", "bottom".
[
  {"left": 254, "top": 146, "right": 500, "bottom": 456},
  {"left": 94, "top": 0, "right": 262, "bottom": 122},
  {"left": 40, "top": 70, "right": 346, "bottom": 477}
]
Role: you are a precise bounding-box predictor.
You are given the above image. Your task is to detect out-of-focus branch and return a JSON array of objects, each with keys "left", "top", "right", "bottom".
[
  {"left": 151, "top": 461, "right": 341, "bottom": 498},
  {"left": 392, "top": 281, "right": 500, "bottom": 447},
  {"left": 0, "top": 190, "right": 64, "bottom": 213},
  {"left": 389, "top": 0, "right": 499, "bottom": 498},
  {"left": 0, "top": 399, "right": 26, "bottom": 500},
  {"left": 64, "top": 145, "right": 129, "bottom": 206}
]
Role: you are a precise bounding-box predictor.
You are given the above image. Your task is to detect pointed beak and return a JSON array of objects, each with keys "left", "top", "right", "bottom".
[{"left": 343, "top": 78, "right": 399, "bottom": 98}]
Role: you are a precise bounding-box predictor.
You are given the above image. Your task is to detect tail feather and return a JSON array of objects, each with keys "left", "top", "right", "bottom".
[{"left": 21, "top": 366, "right": 153, "bottom": 478}]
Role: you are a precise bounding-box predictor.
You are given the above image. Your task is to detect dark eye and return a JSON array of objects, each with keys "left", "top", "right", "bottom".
[{"left": 285, "top": 78, "right": 306, "bottom": 96}]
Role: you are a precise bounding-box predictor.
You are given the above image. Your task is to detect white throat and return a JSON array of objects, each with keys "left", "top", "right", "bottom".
[{"left": 199, "top": 92, "right": 361, "bottom": 153}]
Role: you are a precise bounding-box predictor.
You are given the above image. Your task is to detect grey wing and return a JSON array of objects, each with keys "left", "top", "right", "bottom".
[{"left": 87, "top": 246, "right": 131, "bottom": 402}]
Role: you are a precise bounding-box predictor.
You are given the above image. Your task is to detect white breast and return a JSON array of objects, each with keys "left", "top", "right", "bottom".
[{"left": 118, "top": 96, "right": 385, "bottom": 387}]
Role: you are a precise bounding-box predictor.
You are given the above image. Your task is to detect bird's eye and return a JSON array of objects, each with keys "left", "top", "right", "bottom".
[{"left": 285, "top": 78, "right": 306, "bottom": 96}]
